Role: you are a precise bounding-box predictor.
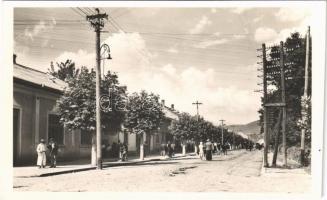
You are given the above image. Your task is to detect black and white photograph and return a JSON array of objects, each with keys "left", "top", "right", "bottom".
[{"left": 0, "top": 1, "right": 326, "bottom": 198}]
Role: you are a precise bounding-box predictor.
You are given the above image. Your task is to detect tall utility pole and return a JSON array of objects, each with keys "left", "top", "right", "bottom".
[
  {"left": 300, "top": 26, "right": 310, "bottom": 165},
  {"left": 220, "top": 119, "right": 225, "bottom": 145},
  {"left": 86, "top": 8, "right": 108, "bottom": 170},
  {"left": 280, "top": 41, "right": 287, "bottom": 167},
  {"left": 262, "top": 43, "right": 269, "bottom": 167},
  {"left": 192, "top": 100, "right": 203, "bottom": 121},
  {"left": 192, "top": 101, "right": 202, "bottom": 154}
]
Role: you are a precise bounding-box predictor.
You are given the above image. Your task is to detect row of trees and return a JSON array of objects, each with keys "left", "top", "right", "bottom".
[
  {"left": 49, "top": 60, "right": 253, "bottom": 164},
  {"left": 169, "top": 113, "right": 253, "bottom": 154},
  {"left": 49, "top": 61, "right": 165, "bottom": 164}
]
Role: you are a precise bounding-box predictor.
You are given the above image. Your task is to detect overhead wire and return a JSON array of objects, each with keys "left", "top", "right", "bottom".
[{"left": 15, "top": 8, "right": 260, "bottom": 76}]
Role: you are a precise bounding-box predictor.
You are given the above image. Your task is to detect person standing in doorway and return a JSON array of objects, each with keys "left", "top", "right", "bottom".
[
  {"left": 48, "top": 138, "right": 58, "bottom": 168},
  {"left": 36, "top": 139, "right": 47, "bottom": 168}
]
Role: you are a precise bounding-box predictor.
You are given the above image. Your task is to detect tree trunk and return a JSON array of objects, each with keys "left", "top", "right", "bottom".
[
  {"left": 139, "top": 133, "right": 144, "bottom": 160},
  {"left": 140, "top": 143, "right": 144, "bottom": 160},
  {"left": 194, "top": 144, "right": 198, "bottom": 154},
  {"left": 91, "top": 132, "right": 97, "bottom": 166},
  {"left": 272, "top": 109, "right": 283, "bottom": 167},
  {"left": 182, "top": 141, "right": 186, "bottom": 156},
  {"left": 182, "top": 145, "right": 186, "bottom": 156}
]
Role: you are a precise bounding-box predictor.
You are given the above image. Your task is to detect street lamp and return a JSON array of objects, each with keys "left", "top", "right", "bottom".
[{"left": 100, "top": 43, "right": 112, "bottom": 79}]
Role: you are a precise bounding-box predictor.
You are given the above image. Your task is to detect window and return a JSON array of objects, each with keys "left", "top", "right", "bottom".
[
  {"left": 81, "top": 129, "right": 92, "bottom": 145},
  {"left": 48, "top": 114, "right": 64, "bottom": 145}
]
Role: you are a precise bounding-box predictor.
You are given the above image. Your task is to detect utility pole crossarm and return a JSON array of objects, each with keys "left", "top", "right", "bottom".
[
  {"left": 192, "top": 100, "right": 203, "bottom": 120},
  {"left": 86, "top": 9, "right": 108, "bottom": 30}
]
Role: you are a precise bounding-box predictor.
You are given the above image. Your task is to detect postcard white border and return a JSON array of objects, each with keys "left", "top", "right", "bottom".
[{"left": 1, "top": 1, "right": 326, "bottom": 200}]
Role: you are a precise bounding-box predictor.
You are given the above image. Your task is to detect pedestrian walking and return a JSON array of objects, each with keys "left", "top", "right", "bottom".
[
  {"left": 47, "top": 138, "right": 58, "bottom": 168},
  {"left": 205, "top": 139, "right": 213, "bottom": 161},
  {"left": 119, "top": 140, "right": 124, "bottom": 161},
  {"left": 217, "top": 143, "right": 221, "bottom": 155},
  {"left": 222, "top": 143, "right": 228, "bottom": 155},
  {"left": 36, "top": 139, "right": 47, "bottom": 168},
  {"left": 198, "top": 142, "right": 204, "bottom": 160},
  {"left": 167, "top": 141, "right": 173, "bottom": 158},
  {"left": 160, "top": 143, "right": 166, "bottom": 157},
  {"left": 213, "top": 142, "right": 218, "bottom": 154},
  {"left": 121, "top": 142, "right": 128, "bottom": 161},
  {"left": 171, "top": 143, "right": 175, "bottom": 156}
]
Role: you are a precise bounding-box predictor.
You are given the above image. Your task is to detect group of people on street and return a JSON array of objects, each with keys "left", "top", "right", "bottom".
[
  {"left": 101, "top": 140, "right": 128, "bottom": 161},
  {"left": 160, "top": 141, "right": 175, "bottom": 158},
  {"left": 198, "top": 139, "right": 214, "bottom": 161},
  {"left": 197, "top": 139, "right": 231, "bottom": 161},
  {"left": 36, "top": 138, "right": 58, "bottom": 168}
]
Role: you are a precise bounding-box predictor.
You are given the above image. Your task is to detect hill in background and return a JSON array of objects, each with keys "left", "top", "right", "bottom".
[{"left": 227, "top": 120, "right": 262, "bottom": 142}]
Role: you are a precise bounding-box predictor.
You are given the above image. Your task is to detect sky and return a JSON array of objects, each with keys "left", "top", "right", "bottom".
[{"left": 14, "top": 6, "right": 313, "bottom": 125}]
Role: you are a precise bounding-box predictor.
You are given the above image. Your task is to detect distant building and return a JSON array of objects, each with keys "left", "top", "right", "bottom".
[{"left": 13, "top": 55, "right": 179, "bottom": 165}]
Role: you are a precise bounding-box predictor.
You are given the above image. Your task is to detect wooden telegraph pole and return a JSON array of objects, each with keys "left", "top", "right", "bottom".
[
  {"left": 192, "top": 100, "right": 203, "bottom": 121},
  {"left": 86, "top": 8, "right": 108, "bottom": 170},
  {"left": 300, "top": 26, "right": 310, "bottom": 165},
  {"left": 262, "top": 43, "right": 269, "bottom": 167},
  {"left": 192, "top": 101, "right": 202, "bottom": 155},
  {"left": 280, "top": 41, "right": 287, "bottom": 167},
  {"left": 220, "top": 119, "right": 225, "bottom": 145}
]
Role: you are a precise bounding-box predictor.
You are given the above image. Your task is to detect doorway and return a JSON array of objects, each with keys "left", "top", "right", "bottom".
[{"left": 13, "top": 108, "right": 21, "bottom": 165}]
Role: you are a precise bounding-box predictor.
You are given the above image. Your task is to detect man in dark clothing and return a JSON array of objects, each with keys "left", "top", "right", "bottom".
[
  {"left": 48, "top": 138, "right": 58, "bottom": 168},
  {"left": 167, "top": 141, "right": 173, "bottom": 158},
  {"left": 205, "top": 139, "right": 213, "bottom": 161},
  {"left": 160, "top": 143, "right": 166, "bottom": 157},
  {"left": 121, "top": 143, "right": 128, "bottom": 161}
]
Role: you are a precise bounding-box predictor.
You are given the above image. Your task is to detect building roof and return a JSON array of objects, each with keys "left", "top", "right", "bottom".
[
  {"left": 14, "top": 63, "right": 67, "bottom": 92},
  {"left": 163, "top": 106, "right": 179, "bottom": 120},
  {"left": 13, "top": 58, "right": 180, "bottom": 120}
]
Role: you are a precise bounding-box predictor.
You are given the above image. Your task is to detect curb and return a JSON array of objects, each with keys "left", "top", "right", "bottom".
[{"left": 30, "top": 154, "right": 191, "bottom": 177}]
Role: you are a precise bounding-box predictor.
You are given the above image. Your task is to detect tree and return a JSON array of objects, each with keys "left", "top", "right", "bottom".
[
  {"left": 169, "top": 113, "right": 198, "bottom": 155},
  {"left": 259, "top": 32, "right": 312, "bottom": 165},
  {"left": 56, "top": 66, "right": 127, "bottom": 165},
  {"left": 48, "top": 59, "right": 79, "bottom": 81},
  {"left": 123, "top": 90, "right": 165, "bottom": 160}
]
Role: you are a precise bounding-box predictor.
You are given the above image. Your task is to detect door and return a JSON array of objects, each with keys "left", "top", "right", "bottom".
[{"left": 13, "top": 108, "right": 20, "bottom": 165}]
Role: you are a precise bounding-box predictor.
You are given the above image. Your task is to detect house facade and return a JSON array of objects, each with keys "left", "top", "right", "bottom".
[{"left": 13, "top": 56, "right": 179, "bottom": 165}]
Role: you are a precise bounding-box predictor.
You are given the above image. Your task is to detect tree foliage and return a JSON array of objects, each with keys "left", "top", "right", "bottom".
[
  {"left": 56, "top": 66, "right": 126, "bottom": 132},
  {"left": 48, "top": 59, "right": 79, "bottom": 81},
  {"left": 169, "top": 113, "right": 251, "bottom": 146},
  {"left": 123, "top": 91, "right": 165, "bottom": 135},
  {"left": 259, "top": 32, "right": 311, "bottom": 147}
]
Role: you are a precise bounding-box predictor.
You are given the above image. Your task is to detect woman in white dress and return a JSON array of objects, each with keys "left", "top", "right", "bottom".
[
  {"left": 199, "top": 142, "right": 204, "bottom": 160},
  {"left": 36, "top": 139, "right": 47, "bottom": 168}
]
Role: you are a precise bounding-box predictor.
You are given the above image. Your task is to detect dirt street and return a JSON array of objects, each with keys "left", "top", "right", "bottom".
[{"left": 13, "top": 150, "right": 311, "bottom": 192}]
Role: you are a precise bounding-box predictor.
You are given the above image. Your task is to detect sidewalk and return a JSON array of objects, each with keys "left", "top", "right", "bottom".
[
  {"left": 261, "top": 152, "right": 311, "bottom": 178},
  {"left": 14, "top": 153, "right": 191, "bottom": 178}
]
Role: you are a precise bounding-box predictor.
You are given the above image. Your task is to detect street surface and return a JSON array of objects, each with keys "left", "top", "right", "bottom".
[{"left": 14, "top": 150, "right": 311, "bottom": 192}]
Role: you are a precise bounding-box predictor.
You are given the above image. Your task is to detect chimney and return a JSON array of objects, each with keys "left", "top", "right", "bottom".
[
  {"left": 13, "top": 54, "right": 17, "bottom": 64},
  {"left": 161, "top": 99, "right": 165, "bottom": 106},
  {"left": 171, "top": 104, "right": 174, "bottom": 110}
]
